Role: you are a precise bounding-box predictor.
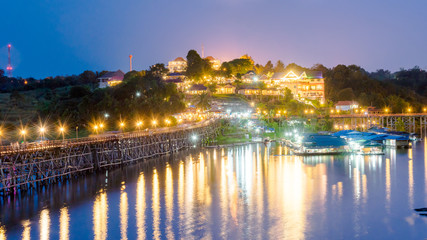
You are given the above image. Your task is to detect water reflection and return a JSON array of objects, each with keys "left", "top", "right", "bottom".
[
  {"left": 39, "top": 209, "right": 50, "bottom": 240},
  {"left": 136, "top": 173, "right": 146, "bottom": 240},
  {"left": 120, "top": 185, "right": 128, "bottom": 240},
  {"left": 0, "top": 225, "right": 5, "bottom": 240},
  {"left": 60, "top": 207, "right": 69, "bottom": 240},
  {"left": 93, "top": 191, "right": 108, "bottom": 240},
  {"left": 1, "top": 143, "right": 427, "bottom": 239},
  {"left": 21, "top": 220, "right": 31, "bottom": 240}
]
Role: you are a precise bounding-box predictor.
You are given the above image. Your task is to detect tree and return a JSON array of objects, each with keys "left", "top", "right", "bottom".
[
  {"left": 197, "top": 93, "right": 211, "bottom": 110},
  {"left": 207, "top": 83, "right": 217, "bottom": 95},
  {"left": 148, "top": 63, "right": 169, "bottom": 77},
  {"left": 262, "top": 61, "right": 274, "bottom": 75},
  {"left": 69, "top": 86, "right": 91, "bottom": 98},
  {"left": 0, "top": 69, "right": 4, "bottom": 77},
  {"left": 223, "top": 58, "right": 253, "bottom": 77},
  {"left": 337, "top": 88, "right": 355, "bottom": 101},
  {"left": 274, "top": 60, "right": 285, "bottom": 73},
  {"left": 186, "top": 50, "right": 212, "bottom": 81}
]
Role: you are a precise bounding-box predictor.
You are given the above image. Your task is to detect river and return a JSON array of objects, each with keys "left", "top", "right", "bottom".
[{"left": 1, "top": 141, "right": 427, "bottom": 239}]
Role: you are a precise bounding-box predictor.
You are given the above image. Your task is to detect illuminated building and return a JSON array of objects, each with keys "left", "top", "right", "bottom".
[
  {"left": 271, "top": 70, "right": 325, "bottom": 102},
  {"left": 167, "top": 57, "right": 187, "bottom": 73},
  {"left": 335, "top": 101, "right": 359, "bottom": 111},
  {"left": 204, "top": 56, "right": 221, "bottom": 70},
  {"left": 187, "top": 84, "right": 208, "bottom": 95},
  {"left": 216, "top": 84, "right": 235, "bottom": 94},
  {"left": 97, "top": 70, "right": 124, "bottom": 88}
]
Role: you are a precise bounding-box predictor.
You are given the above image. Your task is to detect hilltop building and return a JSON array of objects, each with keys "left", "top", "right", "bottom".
[
  {"left": 205, "top": 56, "right": 221, "bottom": 70},
  {"left": 98, "top": 70, "right": 124, "bottom": 88},
  {"left": 167, "top": 57, "right": 187, "bottom": 73},
  {"left": 271, "top": 70, "right": 325, "bottom": 102}
]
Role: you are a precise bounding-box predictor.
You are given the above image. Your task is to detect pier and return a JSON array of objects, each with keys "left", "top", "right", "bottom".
[
  {"left": 0, "top": 120, "right": 221, "bottom": 195},
  {"left": 329, "top": 113, "right": 427, "bottom": 135}
]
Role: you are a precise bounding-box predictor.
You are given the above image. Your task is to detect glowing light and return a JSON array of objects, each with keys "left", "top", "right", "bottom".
[
  {"left": 20, "top": 129, "right": 27, "bottom": 136},
  {"left": 152, "top": 120, "right": 157, "bottom": 126},
  {"left": 191, "top": 134, "right": 198, "bottom": 141},
  {"left": 407, "top": 108, "right": 412, "bottom": 113},
  {"left": 39, "top": 127, "right": 46, "bottom": 134}
]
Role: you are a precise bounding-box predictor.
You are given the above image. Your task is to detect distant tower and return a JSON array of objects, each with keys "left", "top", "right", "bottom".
[
  {"left": 129, "top": 55, "right": 133, "bottom": 71},
  {"left": 201, "top": 44, "right": 204, "bottom": 58},
  {"left": 6, "top": 44, "right": 12, "bottom": 77}
]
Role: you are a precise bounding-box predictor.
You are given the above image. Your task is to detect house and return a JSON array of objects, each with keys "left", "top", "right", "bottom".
[
  {"left": 261, "top": 88, "right": 281, "bottom": 96},
  {"left": 216, "top": 84, "right": 236, "bottom": 94},
  {"left": 98, "top": 70, "right": 125, "bottom": 88},
  {"left": 238, "top": 86, "right": 261, "bottom": 96},
  {"left": 335, "top": 101, "right": 359, "bottom": 111},
  {"left": 164, "top": 78, "right": 185, "bottom": 91},
  {"left": 167, "top": 57, "right": 187, "bottom": 73},
  {"left": 187, "top": 84, "right": 207, "bottom": 95},
  {"left": 164, "top": 72, "right": 186, "bottom": 80},
  {"left": 271, "top": 70, "right": 325, "bottom": 102},
  {"left": 205, "top": 56, "right": 221, "bottom": 70}
]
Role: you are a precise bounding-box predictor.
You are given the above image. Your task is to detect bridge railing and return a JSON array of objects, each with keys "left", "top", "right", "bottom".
[
  {"left": 329, "top": 113, "right": 427, "bottom": 118},
  {"left": 0, "top": 119, "right": 217, "bottom": 154}
]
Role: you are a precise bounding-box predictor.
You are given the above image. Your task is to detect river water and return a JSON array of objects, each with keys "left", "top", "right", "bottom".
[{"left": 1, "top": 141, "right": 427, "bottom": 239}]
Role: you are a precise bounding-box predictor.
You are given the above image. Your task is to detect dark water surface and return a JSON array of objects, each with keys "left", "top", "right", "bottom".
[{"left": 1, "top": 141, "right": 427, "bottom": 239}]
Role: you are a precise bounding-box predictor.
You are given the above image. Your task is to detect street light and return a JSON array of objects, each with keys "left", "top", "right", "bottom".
[
  {"left": 20, "top": 128, "right": 27, "bottom": 143},
  {"left": 119, "top": 121, "right": 125, "bottom": 131},
  {"left": 38, "top": 126, "right": 46, "bottom": 141},
  {"left": 94, "top": 125, "right": 99, "bottom": 134},
  {"left": 407, "top": 108, "right": 412, "bottom": 113},
  {"left": 59, "top": 126, "right": 66, "bottom": 141},
  {"left": 136, "top": 120, "right": 143, "bottom": 130},
  {"left": 165, "top": 119, "right": 171, "bottom": 126},
  {"left": 152, "top": 120, "right": 158, "bottom": 128}
]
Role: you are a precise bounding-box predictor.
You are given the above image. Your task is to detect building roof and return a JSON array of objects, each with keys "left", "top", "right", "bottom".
[
  {"left": 271, "top": 70, "right": 323, "bottom": 80},
  {"left": 174, "top": 57, "right": 186, "bottom": 62},
  {"left": 189, "top": 84, "right": 207, "bottom": 91},
  {"left": 168, "top": 72, "right": 185, "bottom": 77},
  {"left": 98, "top": 70, "right": 125, "bottom": 81},
  {"left": 335, "top": 101, "right": 358, "bottom": 106},
  {"left": 165, "top": 78, "right": 183, "bottom": 83}
]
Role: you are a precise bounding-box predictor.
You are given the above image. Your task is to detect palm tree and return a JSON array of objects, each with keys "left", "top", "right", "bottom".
[{"left": 197, "top": 93, "right": 211, "bottom": 110}]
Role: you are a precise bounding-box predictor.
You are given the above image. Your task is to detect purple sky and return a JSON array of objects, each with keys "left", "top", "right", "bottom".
[{"left": 2, "top": 0, "right": 427, "bottom": 78}]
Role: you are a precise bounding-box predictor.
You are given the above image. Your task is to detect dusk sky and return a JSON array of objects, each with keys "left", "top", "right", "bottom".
[{"left": 2, "top": 0, "right": 427, "bottom": 78}]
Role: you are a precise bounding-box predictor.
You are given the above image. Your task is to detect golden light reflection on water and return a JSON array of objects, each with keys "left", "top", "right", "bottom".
[
  {"left": 6, "top": 143, "right": 427, "bottom": 239},
  {"left": 152, "top": 169, "right": 160, "bottom": 240},
  {"left": 93, "top": 191, "right": 108, "bottom": 240},
  {"left": 120, "top": 186, "right": 128, "bottom": 240},
  {"left": 60, "top": 207, "right": 69, "bottom": 240},
  {"left": 408, "top": 158, "right": 414, "bottom": 208},
  {"left": 165, "top": 164, "right": 174, "bottom": 239},
  {"left": 385, "top": 158, "right": 391, "bottom": 212},
  {"left": 21, "top": 220, "right": 30, "bottom": 240},
  {"left": 136, "top": 173, "right": 146, "bottom": 240},
  {"left": 39, "top": 209, "right": 50, "bottom": 240},
  {"left": 0, "top": 225, "right": 6, "bottom": 240}
]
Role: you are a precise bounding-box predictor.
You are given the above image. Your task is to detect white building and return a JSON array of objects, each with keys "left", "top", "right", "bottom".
[
  {"left": 167, "top": 57, "right": 187, "bottom": 73},
  {"left": 97, "top": 70, "right": 125, "bottom": 88}
]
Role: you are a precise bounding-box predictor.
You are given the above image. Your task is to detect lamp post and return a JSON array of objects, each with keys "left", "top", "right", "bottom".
[
  {"left": 59, "top": 126, "right": 65, "bottom": 141},
  {"left": 76, "top": 126, "right": 79, "bottom": 139},
  {"left": 20, "top": 129, "right": 27, "bottom": 143}
]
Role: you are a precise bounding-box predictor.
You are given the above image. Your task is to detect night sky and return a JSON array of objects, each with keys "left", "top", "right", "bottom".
[{"left": 2, "top": 0, "right": 427, "bottom": 78}]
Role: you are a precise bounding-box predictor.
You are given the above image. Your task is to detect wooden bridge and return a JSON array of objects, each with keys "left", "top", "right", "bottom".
[
  {"left": 329, "top": 113, "right": 427, "bottom": 135},
  {"left": 0, "top": 119, "right": 221, "bottom": 195}
]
